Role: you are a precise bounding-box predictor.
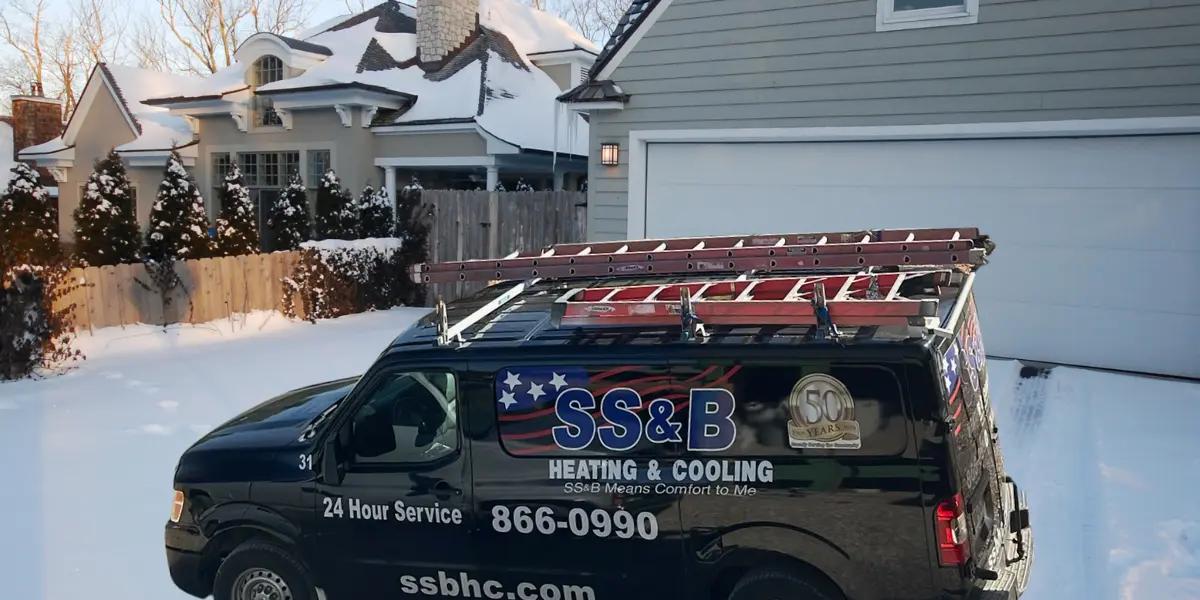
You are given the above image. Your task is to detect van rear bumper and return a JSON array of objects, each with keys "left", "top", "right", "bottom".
[{"left": 973, "top": 478, "right": 1034, "bottom": 599}]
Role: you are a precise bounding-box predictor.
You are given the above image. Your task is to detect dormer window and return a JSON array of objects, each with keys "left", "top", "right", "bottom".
[{"left": 252, "top": 55, "right": 285, "bottom": 127}]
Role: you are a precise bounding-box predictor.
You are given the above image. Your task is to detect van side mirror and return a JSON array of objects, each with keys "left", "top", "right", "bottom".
[{"left": 353, "top": 405, "right": 397, "bottom": 458}]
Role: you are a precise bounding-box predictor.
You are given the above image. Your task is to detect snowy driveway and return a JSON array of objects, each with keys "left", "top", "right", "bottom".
[{"left": 1, "top": 309, "right": 1197, "bottom": 599}]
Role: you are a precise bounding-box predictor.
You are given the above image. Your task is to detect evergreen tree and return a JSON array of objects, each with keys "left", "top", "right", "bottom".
[
  {"left": 213, "top": 163, "right": 260, "bottom": 256},
  {"left": 73, "top": 151, "right": 141, "bottom": 266},
  {"left": 395, "top": 177, "right": 430, "bottom": 306},
  {"left": 268, "top": 174, "right": 311, "bottom": 251},
  {"left": 314, "top": 169, "right": 357, "bottom": 240},
  {"left": 144, "top": 151, "right": 211, "bottom": 261},
  {"left": 0, "top": 162, "right": 59, "bottom": 266},
  {"left": 357, "top": 185, "right": 394, "bottom": 239}
]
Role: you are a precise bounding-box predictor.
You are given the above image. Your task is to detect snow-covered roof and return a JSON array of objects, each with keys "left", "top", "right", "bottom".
[
  {"left": 19, "top": 64, "right": 199, "bottom": 159},
  {"left": 102, "top": 65, "right": 199, "bottom": 152},
  {"left": 148, "top": 0, "right": 593, "bottom": 156}
]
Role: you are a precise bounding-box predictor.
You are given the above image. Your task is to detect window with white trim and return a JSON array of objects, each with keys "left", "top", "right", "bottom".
[
  {"left": 251, "top": 55, "right": 285, "bottom": 127},
  {"left": 876, "top": 0, "right": 978, "bottom": 31}
]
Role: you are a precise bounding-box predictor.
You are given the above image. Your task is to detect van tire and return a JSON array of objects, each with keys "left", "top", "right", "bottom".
[
  {"left": 213, "top": 541, "right": 315, "bottom": 600},
  {"left": 728, "top": 567, "right": 841, "bottom": 600}
]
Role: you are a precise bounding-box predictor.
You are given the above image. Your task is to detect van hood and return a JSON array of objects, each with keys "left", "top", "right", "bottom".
[
  {"left": 174, "top": 378, "right": 358, "bottom": 484},
  {"left": 196, "top": 377, "right": 359, "bottom": 451}
]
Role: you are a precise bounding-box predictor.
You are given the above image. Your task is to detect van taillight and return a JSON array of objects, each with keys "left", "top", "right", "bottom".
[{"left": 935, "top": 493, "right": 970, "bottom": 566}]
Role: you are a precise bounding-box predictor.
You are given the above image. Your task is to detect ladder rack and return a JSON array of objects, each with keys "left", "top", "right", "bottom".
[{"left": 412, "top": 227, "right": 990, "bottom": 284}]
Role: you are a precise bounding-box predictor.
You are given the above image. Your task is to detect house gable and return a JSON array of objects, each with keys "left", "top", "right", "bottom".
[{"left": 62, "top": 65, "right": 139, "bottom": 148}]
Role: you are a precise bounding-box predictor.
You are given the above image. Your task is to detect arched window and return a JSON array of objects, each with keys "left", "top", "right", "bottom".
[
  {"left": 251, "top": 55, "right": 285, "bottom": 127},
  {"left": 254, "top": 55, "right": 284, "bottom": 86}
]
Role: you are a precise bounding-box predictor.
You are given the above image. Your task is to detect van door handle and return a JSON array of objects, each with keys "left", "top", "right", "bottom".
[{"left": 432, "top": 480, "right": 461, "bottom": 499}]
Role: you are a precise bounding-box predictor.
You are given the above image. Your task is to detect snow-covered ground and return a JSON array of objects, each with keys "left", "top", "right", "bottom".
[{"left": 1, "top": 310, "right": 1197, "bottom": 599}]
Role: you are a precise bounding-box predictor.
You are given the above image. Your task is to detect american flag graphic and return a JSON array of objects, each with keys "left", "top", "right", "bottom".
[
  {"left": 495, "top": 365, "right": 742, "bottom": 455},
  {"left": 943, "top": 341, "right": 962, "bottom": 402}
]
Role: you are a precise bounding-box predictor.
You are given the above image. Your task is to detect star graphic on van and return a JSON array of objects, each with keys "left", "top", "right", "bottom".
[
  {"left": 499, "top": 390, "right": 517, "bottom": 409},
  {"left": 503, "top": 371, "right": 522, "bottom": 390},
  {"left": 549, "top": 372, "right": 568, "bottom": 391},
  {"left": 528, "top": 382, "right": 546, "bottom": 401}
]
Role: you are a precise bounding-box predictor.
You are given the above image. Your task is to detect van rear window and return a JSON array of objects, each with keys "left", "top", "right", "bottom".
[{"left": 493, "top": 363, "right": 907, "bottom": 457}]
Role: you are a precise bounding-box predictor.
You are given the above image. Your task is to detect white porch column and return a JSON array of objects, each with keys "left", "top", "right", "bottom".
[
  {"left": 553, "top": 170, "right": 565, "bottom": 191},
  {"left": 384, "top": 166, "right": 397, "bottom": 216},
  {"left": 486, "top": 166, "right": 499, "bottom": 191}
]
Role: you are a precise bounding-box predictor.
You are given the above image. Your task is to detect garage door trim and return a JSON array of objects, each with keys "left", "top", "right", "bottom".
[{"left": 625, "top": 116, "right": 1200, "bottom": 238}]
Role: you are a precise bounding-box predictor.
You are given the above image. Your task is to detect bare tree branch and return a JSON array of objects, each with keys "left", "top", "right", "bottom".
[{"left": 0, "top": 0, "right": 48, "bottom": 94}]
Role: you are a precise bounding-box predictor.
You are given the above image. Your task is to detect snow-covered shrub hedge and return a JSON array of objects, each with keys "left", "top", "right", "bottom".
[
  {"left": 213, "top": 162, "right": 260, "bottom": 256},
  {"left": 0, "top": 257, "right": 82, "bottom": 380},
  {"left": 281, "top": 238, "right": 415, "bottom": 321},
  {"left": 73, "top": 151, "right": 141, "bottom": 267}
]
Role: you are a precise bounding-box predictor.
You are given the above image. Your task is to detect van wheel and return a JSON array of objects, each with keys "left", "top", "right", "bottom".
[
  {"left": 213, "top": 541, "right": 316, "bottom": 600},
  {"left": 728, "top": 567, "right": 841, "bottom": 600}
]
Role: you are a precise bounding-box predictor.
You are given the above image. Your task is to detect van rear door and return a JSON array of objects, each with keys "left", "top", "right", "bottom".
[{"left": 936, "top": 293, "right": 1008, "bottom": 576}]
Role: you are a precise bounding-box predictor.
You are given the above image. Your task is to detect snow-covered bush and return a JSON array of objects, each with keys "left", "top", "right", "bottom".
[
  {"left": 268, "top": 174, "right": 311, "bottom": 251},
  {"left": 213, "top": 162, "right": 260, "bottom": 256},
  {"left": 0, "top": 257, "right": 82, "bottom": 380},
  {"left": 357, "top": 185, "right": 394, "bottom": 239},
  {"left": 395, "top": 181, "right": 432, "bottom": 306},
  {"left": 73, "top": 151, "right": 141, "bottom": 267},
  {"left": 314, "top": 169, "right": 357, "bottom": 240},
  {"left": 281, "top": 238, "right": 414, "bottom": 321},
  {"left": 144, "top": 152, "right": 211, "bottom": 261},
  {"left": 514, "top": 178, "right": 534, "bottom": 192},
  {"left": 0, "top": 161, "right": 60, "bottom": 266}
]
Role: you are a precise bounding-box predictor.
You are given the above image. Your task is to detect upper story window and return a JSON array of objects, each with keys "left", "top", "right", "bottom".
[
  {"left": 251, "top": 55, "right": 285, "bottom": 127},
  {"left": 876, "top": 0, "right": 979, "bottom": 31}
]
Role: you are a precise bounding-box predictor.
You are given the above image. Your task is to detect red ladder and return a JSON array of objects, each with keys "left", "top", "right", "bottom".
[
  {"left": 553, "top": 270, "right": 946, "bottom": 328},
  {"left": 412, "top": 227, "right": 988, "bottom": 283}
]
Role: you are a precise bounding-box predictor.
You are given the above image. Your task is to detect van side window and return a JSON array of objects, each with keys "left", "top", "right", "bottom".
[
  {"left": 350, "top": 371, "right": 458, "bottom": 464},
  {"left": 674, "top": 364, "right": 909, "bottom": 456}
]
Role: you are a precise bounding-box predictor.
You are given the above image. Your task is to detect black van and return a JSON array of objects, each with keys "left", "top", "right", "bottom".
[{"left": 165, "top": 228, "right": 1032, "bottom": 600}]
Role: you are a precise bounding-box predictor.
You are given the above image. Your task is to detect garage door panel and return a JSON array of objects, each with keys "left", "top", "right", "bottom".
[
  {"left": 644, "top": 136, "right": 1200, "bottom": 377},
  {"left": 982, "top": 299, "right": 1199, "bottom": 377},
  {"left": 983, "top": 245, "right": 1200, "bottom": 316}
]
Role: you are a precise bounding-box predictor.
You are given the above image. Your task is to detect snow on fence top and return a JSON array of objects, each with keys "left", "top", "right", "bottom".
[{"left": 300, "top": 237, "right": 404, "bottom": 253}]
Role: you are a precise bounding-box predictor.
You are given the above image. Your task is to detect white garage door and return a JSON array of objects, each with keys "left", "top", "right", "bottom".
[{"left": 644, "top": 135, "right": 1200, "bottom": 378}]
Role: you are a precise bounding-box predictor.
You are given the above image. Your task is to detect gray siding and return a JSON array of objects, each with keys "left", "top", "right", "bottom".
[
  {"left": 587, "top": 0, "right": 1200, "bottom": 240},
  {"left": 373, "top": 131, "right": 487, "bottom": 157}
]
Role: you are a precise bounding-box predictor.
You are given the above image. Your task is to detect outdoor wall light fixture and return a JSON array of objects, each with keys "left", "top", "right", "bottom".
[{"left": 600, "top": 143, "right": 620, "bottom": 167}]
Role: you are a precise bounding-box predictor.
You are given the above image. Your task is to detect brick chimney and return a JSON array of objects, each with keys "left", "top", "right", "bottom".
[
  {"left": 418, "top": 0, "right": 480, "bottom": 65},
  {"left": 10, "top": 83, "right": 63, "bottom": 155}
]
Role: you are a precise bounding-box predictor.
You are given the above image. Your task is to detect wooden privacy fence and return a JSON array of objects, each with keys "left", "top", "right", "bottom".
[
  {"left": 424, "top": 190, "right": 587, "bottom": 301},
  {"left": 51, "top": 190, "right": 588, "bottom": 330},
  {"left": 57, "top": 252, "right": 303, "bottom": 331}
]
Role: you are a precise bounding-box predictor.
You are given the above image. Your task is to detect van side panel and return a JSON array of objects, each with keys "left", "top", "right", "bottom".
[
  {"left": 671, "top": 359, "right": 935, "bottom": 600},
  {"left": 465, "top": 358, "right": 687, "bottom": 599}
]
